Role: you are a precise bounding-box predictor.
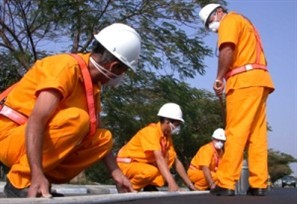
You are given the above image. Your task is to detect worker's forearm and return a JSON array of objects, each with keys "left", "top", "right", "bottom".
[
  {"left": 175, "top": 160, "right": 192, "bottom": 186},
  {"left": 202, "top": 166, "right": 214, "bottom": 185},
  {"left": 217, "top": 44, "right": 234, "bottom": 80},
  {"left": 156, "top": 157, "right": 176, "bottom": 185},
  {"left": 26, "top": 118, "right": 45, "bottom": 176},
  {"left": 103, "top": 152, "right": 123, "bottom": 181}
]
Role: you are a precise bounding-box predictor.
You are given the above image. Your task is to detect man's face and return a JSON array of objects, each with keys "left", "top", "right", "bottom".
[
  {"left": 109, "top": 61, "right": 129, "bottom": 76},
  {"left": 206, "top": 8, "right": 224, "bottom": 33}
]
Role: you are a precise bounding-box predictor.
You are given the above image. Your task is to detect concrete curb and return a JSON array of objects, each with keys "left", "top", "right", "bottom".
[
  {"left": 0, "top": 181, "right": 209, "bottom": 203},
  {"left": 0, "top": 191, "right": 208, "bottom": 204}
]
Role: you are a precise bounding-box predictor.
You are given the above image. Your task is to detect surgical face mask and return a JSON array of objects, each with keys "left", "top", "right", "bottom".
[
  {"left": 170, "top": 122, "right": 181, "bottom": 135},
  {"left": 90, "top": 57, "right": 124, "bottom": 87},
  {"left": 104, "top": 74, "right": 125, "bottom": 87},
  {"left": 208, "top": 21, "right": 220, "bottom": 33},
  {"left": 214, "top": 141, "right": 224, "bottom": 150},
  {"left": 208, "top": 13, "right": 220, "bottom": 33}
]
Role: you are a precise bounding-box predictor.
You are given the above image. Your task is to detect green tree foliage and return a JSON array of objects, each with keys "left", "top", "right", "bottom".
[
  {"left": 0, "top": 0, "right": 227, "bottom": 79},
  {"left": 268, "top": 149, "right": 297, "bottom": 182}
]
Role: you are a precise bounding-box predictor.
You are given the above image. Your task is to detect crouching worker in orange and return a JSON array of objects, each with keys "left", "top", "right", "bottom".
[
  {"left": 116, "top": 103, "right": 196, "bottom": 192},
  {"left": 0, "top": 23, "right": 141, "bottom": 198},
  {"left": 187, "top": 128, "right": 226, "bottom": 190}
]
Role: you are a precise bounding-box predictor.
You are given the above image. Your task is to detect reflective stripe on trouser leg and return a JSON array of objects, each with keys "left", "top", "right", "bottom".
[
  {"left": 4, "top": 108, "right": 90, "bottom": 188},
  {"left": 216, "top": 87, "right": 269, "bottom": 189}
]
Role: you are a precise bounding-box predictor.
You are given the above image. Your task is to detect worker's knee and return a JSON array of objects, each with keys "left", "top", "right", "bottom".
[
  {"left": 50, "top": 107, "right": 90, "bottom": 136},
  {"left": 138, "top": 166, "right": 159, "bottom": 182},
  {"left": 89, "top": 128, "right": 113, "bottom": 151}
]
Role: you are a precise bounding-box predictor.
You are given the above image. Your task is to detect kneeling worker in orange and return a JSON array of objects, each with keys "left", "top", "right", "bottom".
[
  {"left": 187, "top": 128, "right": 226, "bottom": 190},
  {"left": 117, "top": 103, "right": 196, "bottom": 192},
  {"left": 0, "top": 23, "right": 141, "bottom": 197}
]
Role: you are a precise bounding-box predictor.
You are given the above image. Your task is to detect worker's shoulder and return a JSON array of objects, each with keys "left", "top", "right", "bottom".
[
  {"left": 38, "top": 53, "right": 90, "bottom": 63},
  {"left": 198, "top": 142, "right": 213, "bottom": 152}
]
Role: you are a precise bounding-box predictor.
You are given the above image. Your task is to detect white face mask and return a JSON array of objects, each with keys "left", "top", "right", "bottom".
[
  {"left": 90, "top": 57, "right": 124, "bottom": 87},
  {"left": 104, "top": 74, "right": 125, "bottom": 87},
  {"left": 208, "top": 21, "right": 220, "bottom": 33},
  {"left": 214, "top": 141, "right": 224, "bottom": 149},
  {"left": 208, "top": 13, "right": 220, "bottom": 33},
  {"left": 170, "top": 122, "right": 181, "bottom": 135}
]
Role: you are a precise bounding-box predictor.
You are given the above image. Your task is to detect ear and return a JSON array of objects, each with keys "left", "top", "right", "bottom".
[{"left": 110, "top": 61, "right": 120, "bottom": 68}]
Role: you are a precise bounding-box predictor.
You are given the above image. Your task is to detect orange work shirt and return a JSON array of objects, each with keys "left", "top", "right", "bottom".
[
  {"left": 117, "top": 122, "right": 177, "bottom": 166},
  {"left": 190, "top": 142, "right": 221, "bottom": 172},
  {"left": 218, "top": 12, "right": 274, "bottom": 94},
  {"left": 5, "top": 53, "right": 101, "bottom": 117}
]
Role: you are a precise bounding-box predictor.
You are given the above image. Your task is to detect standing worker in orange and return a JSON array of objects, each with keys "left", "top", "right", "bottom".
[
  {"left": 0, "top": 23, "right": 141, "bottom": 198},
  {"left": 198, "top": 4, "right": 275, "bottom": 196},
  {"left": 116, "top": 103, "right": 196, "bottom": 192},
  {"left": 187, "top": 128, "right": 226, "bottom": 190}
]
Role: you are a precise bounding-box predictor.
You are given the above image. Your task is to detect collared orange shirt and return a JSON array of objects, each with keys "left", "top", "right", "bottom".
[
  {"left": 218, "top": 12, "right": 274, "bottom": 93},
  {"left": 117, "top": 122, "right": 177, "bottom": 166},
  {"left": 190, "top": 142, "right": 221, "bottom": 172},
  {"left": 5, "top": 53, "right": 101, "bottom": 117}
]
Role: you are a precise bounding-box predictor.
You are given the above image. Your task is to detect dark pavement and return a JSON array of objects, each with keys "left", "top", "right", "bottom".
[
  {"left": 115, "top": 188, "right": 297, "bottom": 204},
  {"left": 0, "top": 182, "right": 296, "bottom": 204}
]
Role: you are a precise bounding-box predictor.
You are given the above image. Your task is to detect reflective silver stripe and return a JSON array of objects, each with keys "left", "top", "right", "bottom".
[{"left": 0, "top": 105, "right": 27, "bottom": 125}]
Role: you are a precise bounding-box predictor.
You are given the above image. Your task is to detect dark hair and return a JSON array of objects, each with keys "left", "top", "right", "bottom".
[
  {"left": 159, "top": 117, "right": 166, "bottom": 124},
  {"left": 92, "top": 41, "right": 128, "bottom": 69},
  {"left": 159, "top": 117, "right": 180, "bottom": 124},
  {"left": 92, "top": 41, "right": 105, "bottom": 54}
]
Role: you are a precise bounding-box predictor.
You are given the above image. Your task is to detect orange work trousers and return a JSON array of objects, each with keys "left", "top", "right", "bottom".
[
  {"left": 118, "top": 162, "right": 165, "bottom": 191},
  {"left": 118, "top": 155, "right": 175, "bottom": 191},
  {"left": 187, "top": 168, "right": 217, "bottom": 190},
  {"left": 216, "top": 87, "right": 270, "bottom": 190},
  {"left": 0, "top": 107, "right": 113, "bottom": 188}
]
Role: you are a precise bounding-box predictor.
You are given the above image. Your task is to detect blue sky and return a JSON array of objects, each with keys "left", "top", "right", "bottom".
[{"left": 189, "top": 0, "right": 297, "bottom": 175}]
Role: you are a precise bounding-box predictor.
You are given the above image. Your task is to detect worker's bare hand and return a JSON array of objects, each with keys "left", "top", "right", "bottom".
[
  {"left": 27, "top": 174, "right": 52, "bottom": 198},
  {"left": 213, "top": 79, "right": 225, "bottom": 96},
  {"left": 168, "top": 183, "right": 179, "bottom": 192},
  {"left": 188, "top": 183, "right": 197, "bottom": 191},
  {"left": 114, "top": 173, "right": 136, "bottom": 193}
]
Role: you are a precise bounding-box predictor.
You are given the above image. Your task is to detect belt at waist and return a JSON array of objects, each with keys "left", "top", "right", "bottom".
[{"left": 225, "top": 64, "right": 268, "bottom": 79}]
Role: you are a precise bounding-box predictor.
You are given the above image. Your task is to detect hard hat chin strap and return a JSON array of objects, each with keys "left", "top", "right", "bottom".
[{"left": 90, "top": 57, "right": 118, "bottom": 80}]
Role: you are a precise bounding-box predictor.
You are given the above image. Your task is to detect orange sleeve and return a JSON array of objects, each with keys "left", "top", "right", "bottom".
[
  {"left": 117, "top": 123, "right": 163, "bottom": 163},
  {"left": 190, "top": 143, "right": 214, "bottom": 169},
  {"left": 218, "top": 12, "right": 274, "bottom": 93},
  {"left": 5, "top": 53, "right": 96, "bottom": 116},
  {"left": 218, "top": 12, "right": 266, "bottom": 68},
  {"left": 139, "top": 125, "right": 162, "bottom": 152}
]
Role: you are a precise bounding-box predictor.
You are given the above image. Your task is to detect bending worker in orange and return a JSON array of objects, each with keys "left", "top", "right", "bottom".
[
  {"left": 187, "top": 128, "right": 226, "bottom": 190},
  {"left": 199, "top": 4, "right": 274, "bottom": 196},
  {"left": 117, "top": 103, "right": 196, "bottom": 192},
  {"left": 0, "top": 23, "right": 141, "bottom": 198}
]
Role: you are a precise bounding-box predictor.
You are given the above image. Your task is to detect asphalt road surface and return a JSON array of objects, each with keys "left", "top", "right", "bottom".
[
  {"left": 115, "top": 188, "right": 296, "bottom": 204},
  {"left": 0, "top": 187, "right": 296, "bottom": 204}
]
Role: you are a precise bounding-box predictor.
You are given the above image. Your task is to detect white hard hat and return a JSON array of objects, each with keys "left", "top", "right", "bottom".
[
  {"left": 157, "top": 103, "right": 184, "bottom": 123},
  {"left": 94, "top": 23, "right": 141, "bottom": 72},
  {"left": 199, "top": 4, "right": 221, "bottom": 27},
  {"left": 212, "top": 128, "right": 226, "bottom": 141}
]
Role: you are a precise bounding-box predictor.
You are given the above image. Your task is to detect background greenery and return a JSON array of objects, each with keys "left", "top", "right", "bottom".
[{"left": 0, "top": 0, "right": 296, "bottom": 185}]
